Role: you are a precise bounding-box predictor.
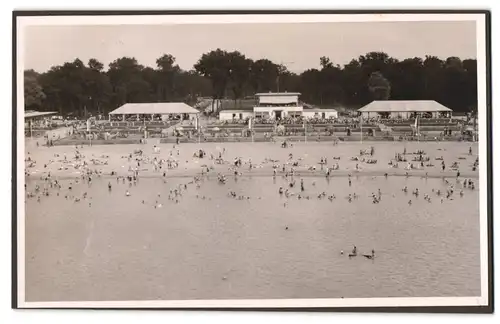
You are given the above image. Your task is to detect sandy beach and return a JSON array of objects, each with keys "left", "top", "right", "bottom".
[{"left": 24, "top": 141, "right": 479, "bottom": 181}]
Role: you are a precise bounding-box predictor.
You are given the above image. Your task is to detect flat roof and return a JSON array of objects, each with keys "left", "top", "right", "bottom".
[
  {"left": 255, "top": 92, "right": 301, "bottom": 97},
  {"left": 25, "top": 111, "right": 58, "bottom": 119},
  {"left": 109, "top": 103, "right": 199, "bottom": 115},
  {"left": 358, "top": 100, "right": 452, "bottom": 112}
]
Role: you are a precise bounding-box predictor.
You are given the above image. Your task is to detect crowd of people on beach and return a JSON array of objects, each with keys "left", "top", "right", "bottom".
[{"left": 25, "top": 137, "right": 479, "bottom": 265}]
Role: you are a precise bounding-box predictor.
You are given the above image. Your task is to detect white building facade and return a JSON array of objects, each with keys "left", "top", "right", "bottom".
[
  {"left": 217, "top": 92, "right": 338, "bottom": 121},
  {"left": 253, "top": 92, "right": 303, "bottom": 119}
]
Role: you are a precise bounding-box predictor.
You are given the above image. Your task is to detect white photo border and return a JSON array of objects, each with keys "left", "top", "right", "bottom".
[{"left": 13, "top": 10, "right": 493, "bottom": 311}]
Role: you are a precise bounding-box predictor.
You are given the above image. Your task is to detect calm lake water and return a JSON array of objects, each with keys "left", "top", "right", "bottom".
[{"left": 25, "top": 172, "right": 480, "bottom": 301}]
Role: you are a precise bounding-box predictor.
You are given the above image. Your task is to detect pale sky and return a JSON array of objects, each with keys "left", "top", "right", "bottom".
[{"left": 24, "top": 21, "right": 477, "bottom": 73}]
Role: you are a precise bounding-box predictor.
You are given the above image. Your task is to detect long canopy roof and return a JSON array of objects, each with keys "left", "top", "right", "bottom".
[
  {"left": 358, "top": 100, "right": 452, "bottom": 112},
  {"left": 109, "top": 103, "right": 199, "bottom": 115},
  {"left": 25, "top": 111, "right": 58, "bottom": 119}
]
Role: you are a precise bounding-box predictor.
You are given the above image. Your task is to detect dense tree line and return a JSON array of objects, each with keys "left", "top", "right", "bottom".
[{"left": 24, "top": 50, "right": 477, "bottom": 116}]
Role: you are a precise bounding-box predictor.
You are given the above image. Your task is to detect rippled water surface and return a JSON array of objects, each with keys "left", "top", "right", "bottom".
[{"left": 25, "top": 173, "right": 480, "bottom": 301}]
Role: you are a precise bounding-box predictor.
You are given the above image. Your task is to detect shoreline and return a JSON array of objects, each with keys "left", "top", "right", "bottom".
[{"left": 25, "top": 167, "right": 479, "bottom": 182}]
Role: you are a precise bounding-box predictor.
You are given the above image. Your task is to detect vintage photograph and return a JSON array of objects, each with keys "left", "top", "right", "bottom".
[{"left": 14, "top": 12, "right": 491, "bottom": 309}]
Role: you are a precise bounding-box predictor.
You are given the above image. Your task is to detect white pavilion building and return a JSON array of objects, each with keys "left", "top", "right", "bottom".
[{"left": 218, "top": 92, "right": 338, "bottom": 121}]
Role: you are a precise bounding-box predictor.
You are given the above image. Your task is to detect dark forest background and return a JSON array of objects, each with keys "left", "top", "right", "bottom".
[{"left": 24, "top": 50, "right": 477, "bottom": 116}]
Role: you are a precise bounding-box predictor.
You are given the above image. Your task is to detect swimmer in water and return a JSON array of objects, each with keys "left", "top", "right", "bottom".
[{"left": 349, "top": 246, "right": 357, "bottom": 257}]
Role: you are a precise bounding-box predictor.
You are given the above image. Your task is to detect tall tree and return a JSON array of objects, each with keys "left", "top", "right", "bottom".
[
  {"left": 391, "top": 57, "right": 424, "bottom": 100},
  {"left": 88, "top": 58, "right": 104, "bottom": 72},
  {"left": 194, "top": 49, "right": 232, "bottom": 111},
  {"left": 249, "top": 59, "right": 279, "bottom": 93},
  {"left": 367, "top": 72, "right": 391, "bottom": 100},
  {"left": 342, "top": 59, "right": 364, "bottom": 106},
  {"left": 226, "top": 51, "right": 252, "bottom": 107},
  {"left": 462, "top": 59, "right": 477, "bottom": 111},
  {"left": 299, "top": 69, "right": 322, "bottom": 104},
  {"left": 24, "top": 70, "right": 46, "bottom": 110},
  {"left": 84, "top": 58, "right": 112, "bottom": 115},
  {"left": 107, "top": 57, "right": 150, "bottom": 105},
  {"left": 156, "top": 54, "right": 181, "bottom": 101},
  {"left": 320, "top": 56, "right": 334, "bottom": 69}
]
